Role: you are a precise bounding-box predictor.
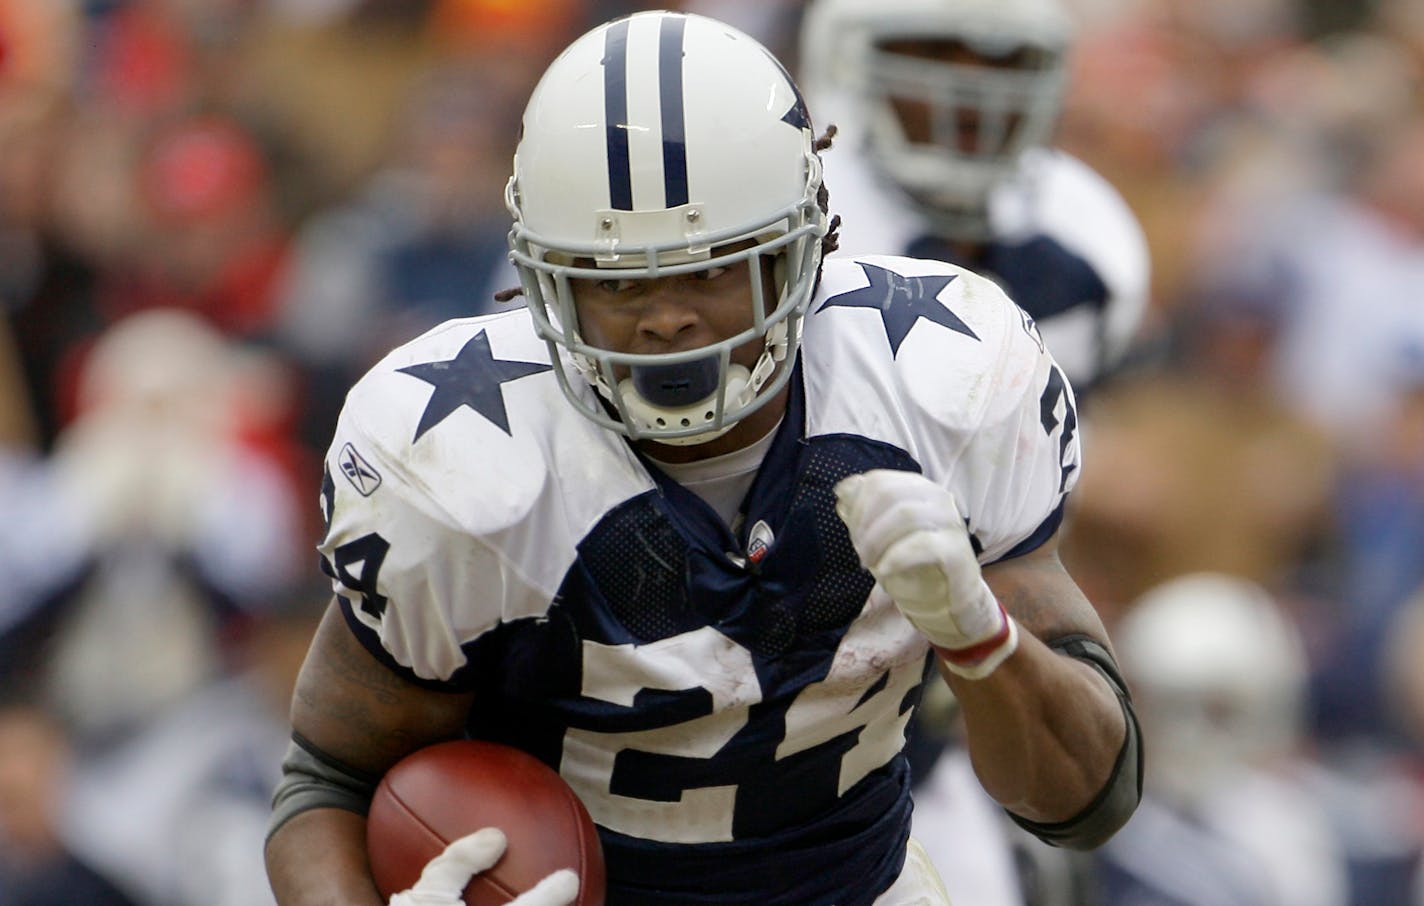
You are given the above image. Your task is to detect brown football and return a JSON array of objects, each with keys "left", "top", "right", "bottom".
[{"left": 366, "top": 740, "right": 605, "bottom": 905}]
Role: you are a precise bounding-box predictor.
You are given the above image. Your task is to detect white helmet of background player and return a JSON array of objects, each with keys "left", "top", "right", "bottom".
[
  {"left": 1115, "top": 573, "right": 1308, "bottom": 809},
  {"left": 507, "top": 11, "right": 828, "bottom": 445},
  {"left": 799, "top": 0, "right": 1072, "bottom": 240}
]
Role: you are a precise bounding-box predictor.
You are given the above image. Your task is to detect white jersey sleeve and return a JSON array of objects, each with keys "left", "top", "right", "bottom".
[
  {"left": 317, "top": 312, "right": 654, "bottom": 683},
  {"left": 320, "top": 405, "right": 516, "bottom": 683},
  {"left": 804, "top": 256, "right": 1080, "bottom": 563}
]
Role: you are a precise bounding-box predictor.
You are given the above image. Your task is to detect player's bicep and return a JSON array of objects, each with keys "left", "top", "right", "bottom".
[
  {"left": 981, "top": 531, "right": 1110, "bottom": 650},
  {"left": 292, "top": 601, "right": 477, "bottom": 777}
]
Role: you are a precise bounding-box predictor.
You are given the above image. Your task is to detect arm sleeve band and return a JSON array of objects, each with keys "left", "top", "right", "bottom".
[
  {"left": 267, "top": 732, "right": 381, "bottom": 843},
  {"left": 1005, "top": 634, "right": 1143, "bottom": 850}
]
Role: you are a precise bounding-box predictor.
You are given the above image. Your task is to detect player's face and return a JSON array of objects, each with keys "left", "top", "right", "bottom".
[
  {"left": 877, "top": 37, "right": 1041, "bottom": 153},
  {"left": 570, "top": 247, "right": 774, "bottom": 379}
]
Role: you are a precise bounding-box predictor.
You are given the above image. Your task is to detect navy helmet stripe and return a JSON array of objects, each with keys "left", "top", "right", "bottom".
[
  {"left": 602, "top": 19, "right": 633, "bottom": 211},
  {"left": 658, "top": 15, "right": 689, "bottom": 208}
]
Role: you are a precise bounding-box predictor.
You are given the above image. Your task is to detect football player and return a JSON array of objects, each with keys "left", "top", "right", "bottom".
[
  {"left": 264, "top": 11, "right": 1140, "bottom": 906},
  {"left": 797, "top": 2, "right": 1151, "bottom": 901},
  {"left": 798, "top": 0, "right": 1149, "bottom": 395},
  {"left": 1100, "top": 573, "right": 1346, "bottom": 906}
]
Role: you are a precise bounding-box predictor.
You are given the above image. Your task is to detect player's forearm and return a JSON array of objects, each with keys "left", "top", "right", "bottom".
[
  {"left": 947, "top": 632, "right": 1126, "bottom": 823},
  {"left": 266, "top": 808, "right": 386, "bottom": 906}
]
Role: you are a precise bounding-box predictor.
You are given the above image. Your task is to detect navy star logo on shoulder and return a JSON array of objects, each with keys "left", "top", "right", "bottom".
[
  {"left": 818, "top": 262, "right": 979, "bottom": 356},
  {"left": 397, "top": 331, "right": 551, "bottom": 442}
]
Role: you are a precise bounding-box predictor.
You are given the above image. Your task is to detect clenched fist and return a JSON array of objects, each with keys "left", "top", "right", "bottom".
[{"left": 834, "top": 469, "right": 1018, "bottom": 679}]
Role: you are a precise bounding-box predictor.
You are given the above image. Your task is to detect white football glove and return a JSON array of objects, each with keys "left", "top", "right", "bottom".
[
  {"left": 387, "top": 828, "right": 580, "bottom": 906},
  {"left": 834, "top": 470, "right": 1018, "bottom": 679}
]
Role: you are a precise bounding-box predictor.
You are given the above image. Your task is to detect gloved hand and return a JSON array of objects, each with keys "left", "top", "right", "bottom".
[
  {"left": 834, "top": 469, "right": 1018, "bottom": 679},
  {"left": 387, "top": 828, "right": 580, "bottom": 906}
]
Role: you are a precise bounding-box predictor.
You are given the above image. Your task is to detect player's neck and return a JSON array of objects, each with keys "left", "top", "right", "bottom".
[{"left": 635, "top": 383, "right": 791, "bottom": 464}]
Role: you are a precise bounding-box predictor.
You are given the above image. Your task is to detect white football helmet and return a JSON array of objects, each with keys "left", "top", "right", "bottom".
[
  {"left": 799, "top": 0, "right": 1072, "bottom": 239},
  {"left": 1115, "top": 573, "right": 1309, "bottom": 809},
  {"left": 507, "top": 11, "right": 828, "bottom": 445}
]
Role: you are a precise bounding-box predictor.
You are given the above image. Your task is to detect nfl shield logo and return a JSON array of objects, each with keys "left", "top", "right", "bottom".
[{"left": 746, "top": 519, "right": 774, "bottom": 565}]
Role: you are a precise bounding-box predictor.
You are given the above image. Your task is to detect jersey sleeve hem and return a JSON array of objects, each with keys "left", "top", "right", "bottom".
[
  {"left": 336, "top": 595, "right": 478, "bottom": 693},
  {"left": 984, "top": 498, "right": 1065, "bottom": 566}
]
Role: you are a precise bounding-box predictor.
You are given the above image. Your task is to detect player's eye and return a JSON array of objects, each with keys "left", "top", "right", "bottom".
[
  {"left": 693, "top": 265, "right": 729, "bottom": 281},
  {"left": 596, "top": 278, "right": 639, "bottom": 293}
]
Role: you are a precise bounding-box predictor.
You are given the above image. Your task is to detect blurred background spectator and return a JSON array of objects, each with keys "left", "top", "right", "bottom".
[
  {"left": 0, "top": 702, "right": 137, "bottom": 905},
  {"left": 1, "top": 0, "right": 1423, "bottom": 903},
  {"left": 272, "top": 56, "right": 531, "bottom": 450}
]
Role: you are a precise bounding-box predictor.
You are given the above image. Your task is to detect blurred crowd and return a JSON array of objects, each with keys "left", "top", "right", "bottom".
[{"left": 0, "top": 0, "right": 1421, "bottom": 904}]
